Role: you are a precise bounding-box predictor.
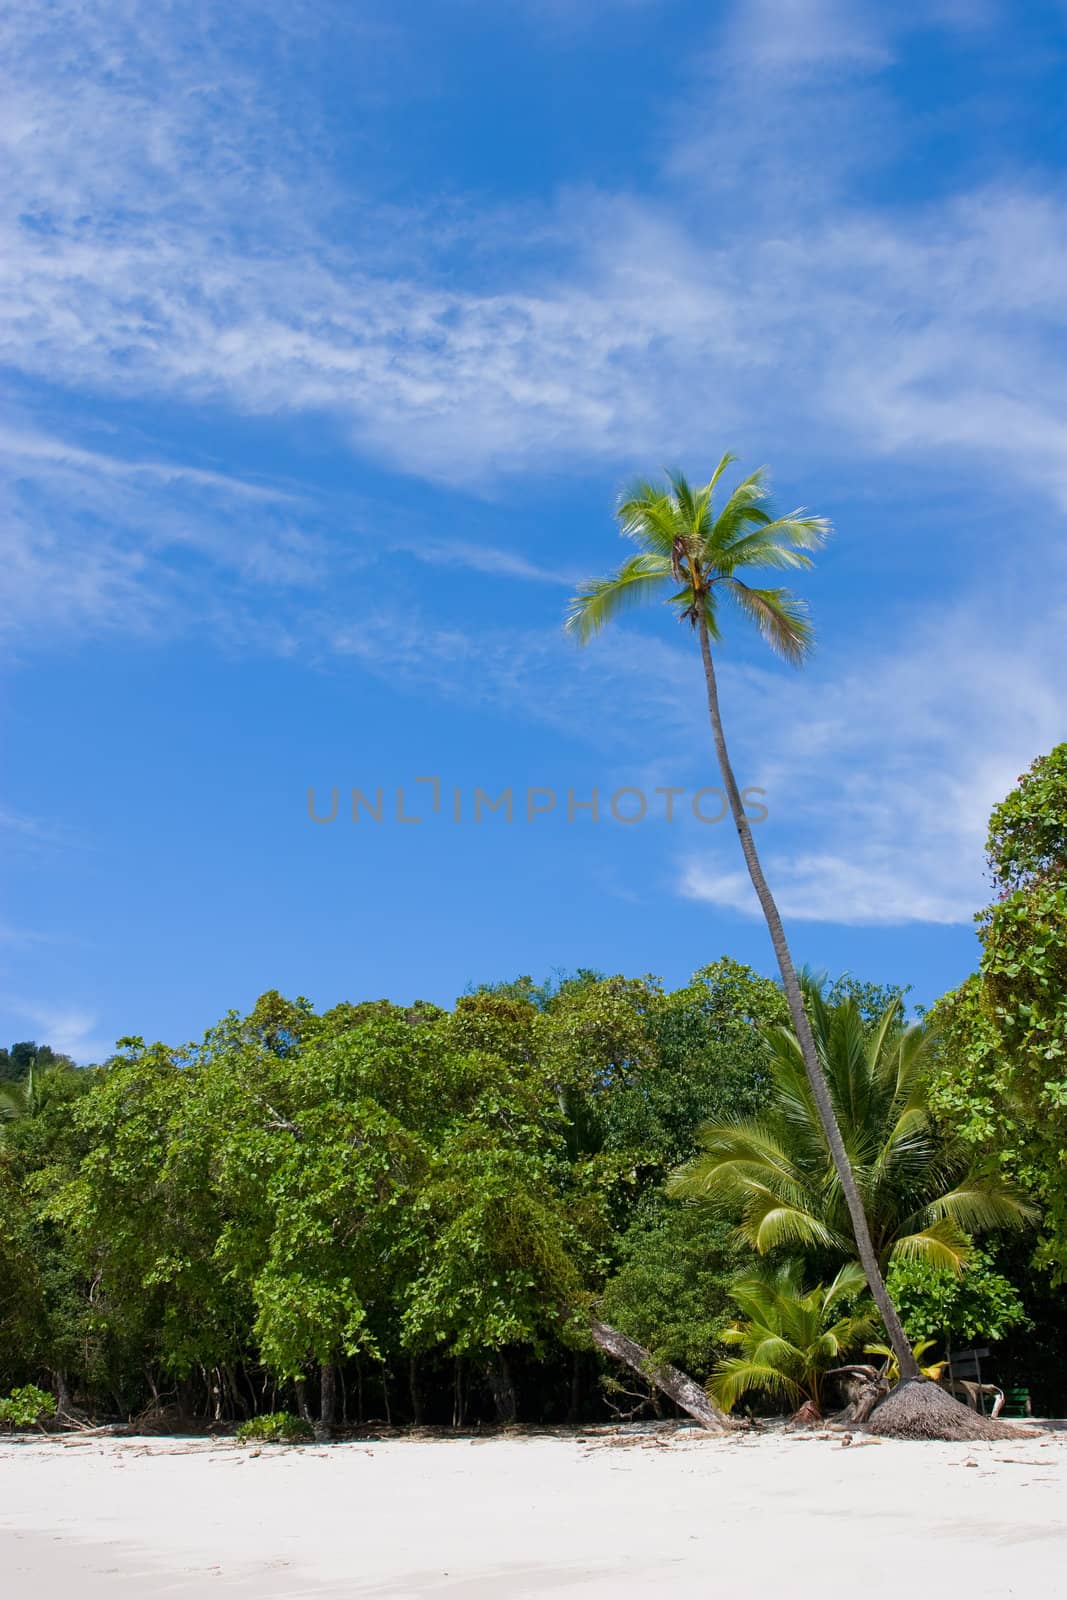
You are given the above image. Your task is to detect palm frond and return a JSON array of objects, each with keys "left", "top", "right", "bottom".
[
  {"left": 720, "top": 510, "right": 829, "bottom": 566},
  {"left": 724, "top": 580, "right": 813, "bottom": 664},
  {"left": 711, "top": 1357, "right": 805, "bottom": 1412},
  {"left": 888, "top": 1217, "right": 973, "bottom": 1274},
  {"left": 616, "top": 485, "right": 682, "bottom": 555},
  {"left": 913, "top": 1174, "right": 1038, "bottom": 1236},
  {"left": 751, "top": 1204, "right": 838, "bottom": 1253},
  {"left": 705, "top": 469, "right": 770, "bottom": 550},
  {"left": 564, "top": 553, "right": 672, "bottom": 643},
  {"left": 0, "top": 1083, "right": 27, "bottom": 1121},
  {"left": 706, "top": 451, "right": 739, "bottom": 494},
  {"left": 822, "top": 1259, "right": 868, "bottom": 1309}
]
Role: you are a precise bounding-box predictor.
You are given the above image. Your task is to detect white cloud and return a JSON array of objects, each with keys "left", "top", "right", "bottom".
[
  {"left": 2, "top": 4, "right": 1065, "bottom": 500},
  {"left": 2, "top": 1000, "right": 111, "bottom": 1065},
  {"left": 0, "top": 923, "right": 61, "bottom": 949},
  {"left": 0, "top": 426, "right": 293, "bottom": 503},
  {"left": 723, "top": 0, "right": 892, "bottom": 73},
  {"left": 0, "top": 421, "right": 576, "bottom": 651},
  {"left": 5, "top": 184, "right": 1066, "bottom": 501},
  {"left": 0, "top": 426, "right": 331, "bottom": 645},
  {"left": 680, "top": 855, "right": 972, "bottom": 926},
  {"left": 676, "top": 596, "right": 1067, "bottom": 925},
  {"left": 405, "top": 540, "right": 575, "bottom": 586},
  {"left": 0, "top": 804, "right": 83, "bottom": 851}
]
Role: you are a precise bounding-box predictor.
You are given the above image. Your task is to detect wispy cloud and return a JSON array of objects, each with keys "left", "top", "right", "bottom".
[
  {"left": 0, "top": 999, "right": 111, "bottom": 1064},
  {"left": 680, "top": 855, "right": 972, "bottom": 926},
  {"left": 0, "top": 426, "right": 330, "bottom": 645},
  {"left": 2, "top": 2, "right": 1066, "bottom": 502},
  {"left": 0, "top": 922, "right": 64, "bottom": 949},
  {"left": 676, "top": 595, "right": 1067, "bottom": 925},
  {"left": 0, "top": 804, "right": 83, "bottom": 851},
  {"left": 722, "top": 0, "right": 893, "bottom": 74},
  {"left": 405, "top": 540, "right": 574, "bottom": 585},
  {"left": 0, "top": 426, "right": 294, "bottom": 503},
  {"left": 312, "top": 574, "right": 1067, "bottom": 929}
]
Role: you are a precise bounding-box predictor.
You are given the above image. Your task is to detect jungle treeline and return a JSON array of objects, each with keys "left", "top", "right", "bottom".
[{"left": 2, "top": 953, "right": 1064, "bottom": 1428}]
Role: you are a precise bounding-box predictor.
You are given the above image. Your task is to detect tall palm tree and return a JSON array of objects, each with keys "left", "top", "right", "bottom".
[
  {"left": 668, "top": 990, "right": 1034, "bottom": 1267},
  {"left": 711, "top": 1258, "right": 876, "bottom": 1417},
  {"left": 565, "top": 455, "right": 919, "bottom": 1376}
]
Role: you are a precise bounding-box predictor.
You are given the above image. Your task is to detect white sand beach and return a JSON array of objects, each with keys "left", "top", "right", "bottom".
[{"left": 2, "top": 1426, "right": 1065, "bottom": 1598}]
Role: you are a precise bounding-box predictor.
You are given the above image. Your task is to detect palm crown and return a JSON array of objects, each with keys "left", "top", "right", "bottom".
[
  {"left": 564, "top": 454, "right": 830, "bottom": 661},
  {"left": 668, "top": 989, "right": 1035, "bottom": 1272}
]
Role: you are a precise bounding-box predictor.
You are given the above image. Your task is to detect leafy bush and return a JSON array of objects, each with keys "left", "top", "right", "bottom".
[
  {"left": 0, "top": 1384, "right": 57, "bottom": 1428},
  {"left": 887, "top": 1248, "right": 1030, "bottom": 1345},
  {"left": 234, "top": 1410, "right": 313, "bottom": 1444}
]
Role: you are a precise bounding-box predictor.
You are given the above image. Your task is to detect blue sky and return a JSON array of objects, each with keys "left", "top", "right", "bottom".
[{"left": 2, "top": 0, "right": 1066, "bottom": 1061}]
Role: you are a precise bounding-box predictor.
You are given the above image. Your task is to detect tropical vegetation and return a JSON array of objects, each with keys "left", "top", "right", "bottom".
[
  {"left": 710, "top": 1260, "right": 875, "bottom": 1416},
  {"left": 668, "top": 988, "right": 1034, "bottom": 1270},
  {"left": 0, "top": 933, "right": 1063, "bottom": 1429}
]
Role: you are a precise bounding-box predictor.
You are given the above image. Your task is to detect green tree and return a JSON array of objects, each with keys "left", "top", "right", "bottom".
[
  {"left": 669, "top": 990, "right": 1032, "bottom": 1269},
  {"left": 566, "top": 461, "right": 917, "bottom": 1375},
  {"left": 598, "top": 1202, "right": 747, "bottom": 1376},
  {"left": 980, "top": 749, "right": 1067, "bottom": 1277},
  {"left": 985, "top": 744, "right": 1067, "bottom": 893},
  {"left": 710, "top": 1260, "right": 875, "bottom": 1416},
  {"left": 886, "top": 1247, "right": 1029, "bottom": 1348},
  {"left": 0, "top": 1162, "right": 45, "bottom": 1387},
  {"left": 930, "top": 746, "right": 1067, "bottom": 1282}
]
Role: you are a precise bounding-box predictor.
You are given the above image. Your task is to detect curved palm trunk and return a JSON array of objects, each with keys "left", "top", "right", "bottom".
[{"left": 697, "top": 618, "right": 918, "bottom": 1380}]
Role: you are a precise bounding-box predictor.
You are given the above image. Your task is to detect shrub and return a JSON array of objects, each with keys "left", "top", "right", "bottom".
[
  {"left": 234, "top": 1410, "right": 313, "bottom": 1444},
  {"left": 0, "top": 1384, "right": 58, "bottom": 1429}
]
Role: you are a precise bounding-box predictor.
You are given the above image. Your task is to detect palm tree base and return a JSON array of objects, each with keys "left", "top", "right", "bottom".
[{"left": 867, "top": 1378, "right": 1031, "bottom": 1441}]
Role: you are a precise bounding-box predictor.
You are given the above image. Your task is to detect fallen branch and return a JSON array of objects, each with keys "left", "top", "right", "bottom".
[{"left": 590, "top": 1320, "right": 735, "bottom": 1433}]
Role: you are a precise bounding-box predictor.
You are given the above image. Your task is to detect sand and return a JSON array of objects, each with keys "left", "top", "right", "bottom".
[{"left": 2, "top": 1425, "right": 1065, "bottom": 1598}]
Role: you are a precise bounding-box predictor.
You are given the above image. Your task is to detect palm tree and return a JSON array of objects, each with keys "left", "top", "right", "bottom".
[
  {"left": 668, "top": 989, "right": 1034, "bottom": 1268},
  {"left": 710, "top": 1259, "right": 876, "bottom": 1417},
  {"left": 565, "top": 455, "right": 918, "bottom": 1376},
  {"left": 0, "top": 1061, "right": 82, "bottom": 1124}
]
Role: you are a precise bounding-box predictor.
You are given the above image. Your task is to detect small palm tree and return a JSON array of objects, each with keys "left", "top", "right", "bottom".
[
  {"left": 668, "top": 989, "right": 1034, "bottom": 1269},
  {"left": 864, "top": 1338, "right": 943, "bottom": 1386},
  {"left": 711, "top": 1259, "right": 876, "bottom": 1417},
  {"left": 566, "top": 457, "right": 919, "bottom": 1377}
]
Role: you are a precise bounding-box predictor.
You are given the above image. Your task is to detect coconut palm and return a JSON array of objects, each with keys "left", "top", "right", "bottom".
[
  {"left": 565, "top": 457, "right": 918, "bottom": 1375},
  {"left": 711, "top": 1259, "right": 876, "bottom": 1417},
  {"left": 668, "top": 989, "right": 1034, "bottom": 1269}
]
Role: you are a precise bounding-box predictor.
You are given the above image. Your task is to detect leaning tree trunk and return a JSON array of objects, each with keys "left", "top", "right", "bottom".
[
  {"left": 590, "top": 1319, "right": 735, "bottom": 1432},
  {"left": 696, "top": 617, "right": 918, "bottom": 1380}
]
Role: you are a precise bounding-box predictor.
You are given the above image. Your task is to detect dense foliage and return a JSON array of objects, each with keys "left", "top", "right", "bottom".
[
  {"left": 0, "top": 962, "right": 797, "bottom": 1427},
  {"left": 669, "top": 989, "right": 1032, "bottom": 1269},
  {"left": 930, "top": 745, "right": 1067, "bottom": 1284}
]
